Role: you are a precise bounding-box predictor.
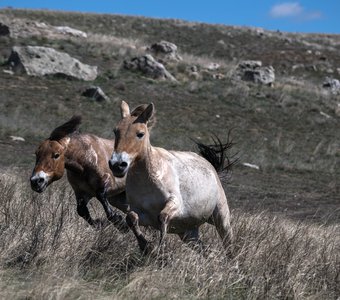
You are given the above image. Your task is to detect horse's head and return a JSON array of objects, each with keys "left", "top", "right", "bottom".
[
  {"left": 30, "top": 115, "right": 81, "bottom": 193},
  {"left": 109, "top": 101, "right": 154, "bottom": 178}
]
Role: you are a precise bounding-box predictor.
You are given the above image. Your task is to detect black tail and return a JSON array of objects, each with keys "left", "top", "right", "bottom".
[{"left": 194, "top": 132, "right": 238, "bottom": 180}]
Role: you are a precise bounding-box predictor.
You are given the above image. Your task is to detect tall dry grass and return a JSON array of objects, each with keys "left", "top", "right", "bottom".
[{"left": 0, "top": 171, "right": 339, "bottom": 299}]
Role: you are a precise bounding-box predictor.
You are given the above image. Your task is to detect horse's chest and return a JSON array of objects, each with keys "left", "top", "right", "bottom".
[{"left": 127, "top": 187, "right": 167, "bottom": 226}]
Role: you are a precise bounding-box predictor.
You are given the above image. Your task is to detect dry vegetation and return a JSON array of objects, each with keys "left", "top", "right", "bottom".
[{"left": 0, "top": 172, "right": 339, "bottom": 299}]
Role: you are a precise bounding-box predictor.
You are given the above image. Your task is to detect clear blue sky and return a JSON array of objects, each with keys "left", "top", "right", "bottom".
[{"left": 1, "top": 1, "right": 339, "bottom": 34}]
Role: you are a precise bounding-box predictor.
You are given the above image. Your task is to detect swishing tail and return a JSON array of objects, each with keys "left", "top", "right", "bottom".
[{"left": 194, "top": 131, "right": 238, "bottom": 180}]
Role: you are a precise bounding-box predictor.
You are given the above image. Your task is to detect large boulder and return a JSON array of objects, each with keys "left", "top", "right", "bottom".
[
  {"left": 124, "top": 54, "right": 176, "bottom": 81},
  {"left": 0, "top": 16, "right": 87, "bottom": 39},
  {"left": 7, "top": 46, "right": 98, "bottom": 81},
  {"left": 148, "top": 41, "right": 182, "bottom": 62},
  {"left": 234, "top": 60, "right": 275, "bottom": 85}
]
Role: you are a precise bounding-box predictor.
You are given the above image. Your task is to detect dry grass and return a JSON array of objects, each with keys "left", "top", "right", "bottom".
[{"left": 0, "top": 172, "right": 338, "bottom": 299}]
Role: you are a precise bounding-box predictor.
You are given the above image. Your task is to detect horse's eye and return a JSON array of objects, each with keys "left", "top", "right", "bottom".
[
  {"left": 53, "top": 153, "right": 60, "bottom": 159},
  {"left": 136, "top": 132, "right": 145, "bottom": 139}
]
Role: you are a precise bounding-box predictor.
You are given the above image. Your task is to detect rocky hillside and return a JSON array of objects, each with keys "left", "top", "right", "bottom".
[{"left": 0, "top": 8, "right": 339, "bottom": 223}]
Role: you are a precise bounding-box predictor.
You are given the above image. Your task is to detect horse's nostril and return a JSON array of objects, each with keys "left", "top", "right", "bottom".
[
  {"left": 120, "top": 162, "right": 128, "bottom": 168},
  {"left": 38, "top": 178, "right": 44, "bottom": 184}
]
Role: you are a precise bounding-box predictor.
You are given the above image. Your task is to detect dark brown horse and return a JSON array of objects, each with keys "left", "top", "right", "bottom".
[{"left": 30, "top": 115, "right": 129, "bottom": 230}]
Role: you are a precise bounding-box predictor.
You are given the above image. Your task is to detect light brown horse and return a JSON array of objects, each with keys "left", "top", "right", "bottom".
[
  {"left": 30, "top": 115, "right": 130, "bottom": 230},
  {"left": 109, "top": 101, "right": 233, "bottom": 253}
]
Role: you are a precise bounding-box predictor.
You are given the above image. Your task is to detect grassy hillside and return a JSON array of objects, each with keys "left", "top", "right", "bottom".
[{"left": 0, "top": 8, "right": 339, "bottom": 299}]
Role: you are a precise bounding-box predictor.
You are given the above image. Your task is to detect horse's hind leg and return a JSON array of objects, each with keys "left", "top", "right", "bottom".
[
  {"left": 126, "top": 211, "right": 153, "bottom": 255},
  {"left": 209, "top": 200, "right": 233, "bottom": 255},
  {"left": 178, "top": 228, "right": 205, "bottom": 254}
]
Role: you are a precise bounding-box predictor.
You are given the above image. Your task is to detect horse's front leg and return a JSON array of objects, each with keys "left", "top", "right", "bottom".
[
  {"left": 158, "top": 198, "right": 179, "bottom": 247},
  {"left": 126, "top": 211, "right": 153, "bottom": 254},
  {"left": 76, "top": 195, "right": 100, "bottom": 228},
  {"left": 96, "top": 191, "right": 129, "bottom": 233}
]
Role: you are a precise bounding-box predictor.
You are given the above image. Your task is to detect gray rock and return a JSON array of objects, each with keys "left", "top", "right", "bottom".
[
  {"left": 0, "top": 16, "right": 87, "bottom": 40},
  {"left": 8, "top": 46, "right": 97, "bottom": 81},
  {"left": 124, "top": 54, "right": 176, "bottom": 81},
  {"left": 55, "top": 26, "right": 87, "bottom": 38},
  {"left": 204, "top": 62, "right": 220, "bottom": 71},
  {"left": 148, "top": 41, "right": 182, "bottom": 61},
  {"left": 323, "top": 77, "right": 340, "bottom": 94},
  {"left": 238, "top": 60, "right": 262, "bottom": 69},
  {"left": 0, "top": 22, "right": 10, "bottom": 36},
  {"left": 235, "top": 60, "right": 275, "bottom": 85},
  {"left": 82, "top": 86, "right": 109, "bottom": 102},
  {"left": 10, "top": 135, "right": 25, "bottom": 142}
]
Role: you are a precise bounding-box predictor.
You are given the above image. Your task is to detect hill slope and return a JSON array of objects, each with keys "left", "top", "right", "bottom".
[{"left": 0, "top": 8, "right": 339, "bottom": 222}]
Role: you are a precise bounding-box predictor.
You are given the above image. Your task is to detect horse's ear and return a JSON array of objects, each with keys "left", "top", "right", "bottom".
[
  {"left": 50, "top": 115, "right": 82, "bottom": 141},
  {"left": 121, "top": 101, "right": 130, "bottom": 118},
  {"left": 135, "top": 103, "right": 154, "bottom": 124}
]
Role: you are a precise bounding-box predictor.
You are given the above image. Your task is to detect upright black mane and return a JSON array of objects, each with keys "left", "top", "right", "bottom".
[{"left": 49, "top": 115, "right": 82, "bottom": 141}]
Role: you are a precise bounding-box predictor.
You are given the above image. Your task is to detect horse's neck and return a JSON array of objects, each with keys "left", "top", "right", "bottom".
[
  {"left": 135, "top": 145, "right": 163, "bottom": 175},
  {"left": 64, "top": 135, "right": 86, "bottom": 173}
]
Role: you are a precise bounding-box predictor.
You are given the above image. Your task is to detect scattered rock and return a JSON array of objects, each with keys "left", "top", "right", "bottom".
[
  {"left": 148, "top": 41, "right": 182, "bottom": 62},
  {"left": 239, "top": 60, "right": 262, "bottom": 69},
  {"left": 0, "top": 16, "right": 87, "bottom": 40},
  {"left": 234, "top": 60, "right": 275, "bottom": 86},
  {"left": 320, "top": 111, "right": 331, "bottom": 119},
  {"left": 322, "top": 77, "right": 340, "bottom": 94},
  {"left": 3, "top": 69, "right": 14, "bottom": 75},
  {"left": 254, "top": 27, "right": 265, "bottom": 37},
  {"left": 190, "top": 65, "right": 198, "bottom": 73},
  {"left": 82, "top": 86, "right": 109, "bottom": 102},
  {"left": 242, "top": 162, "right": 260, "bottom": 170},
  {"left": 8, "top": 46, "right": 98, "bottom": 81},
  {"left": 55, "top": 26, "right": 87, "bottom": 38},
  {"left": 10, "top": 136, "right": 25, "bottom": 142},
  {"left": 0, "top": 22, "right": 10, "bottom": 36},
  {"left": 204, "top": 62, "right": 220, "bottom": 71},
  {"left": 124, "top": 54, "right": 176, "bottom": 81},
  {"left": 212, "top": 73, "right": 225, "bottom": 80}
]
